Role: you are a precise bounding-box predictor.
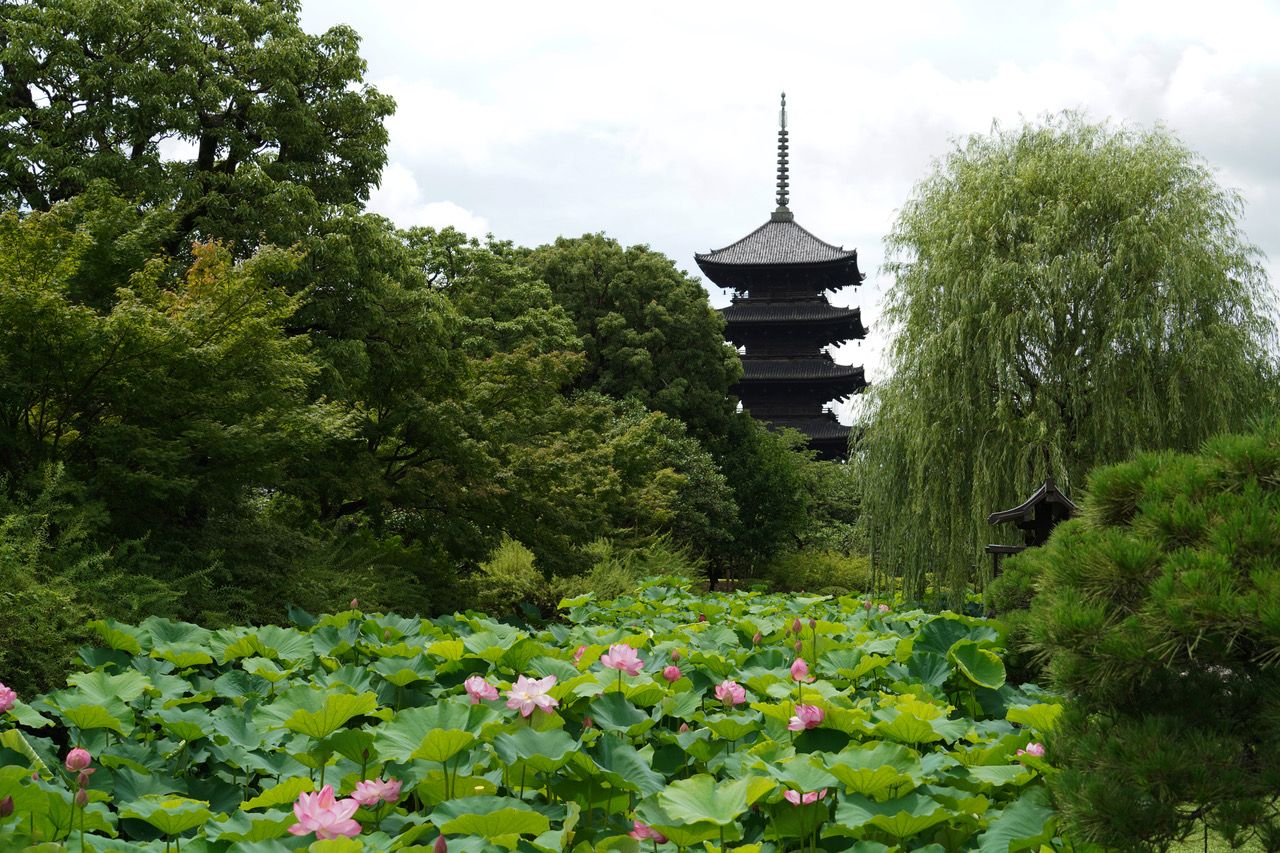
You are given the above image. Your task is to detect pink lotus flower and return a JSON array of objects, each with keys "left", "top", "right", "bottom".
[
  {"left": 787, "top": 704, "right": 825, "bottom": 731},
  {"left": 464, "top": 675, "right": 499, "bottom": 703},
  {"left": 1017, "top": 742, "right": 1046, "bottom": 758},
  {"left": 601, "top": 643, "right": 644, "bottom": 676},
  {"left": 878, "top": 604, "right": 891, "bottom": 614},
  {"left": 783, "top": 788, "right": 828, "bottom": 806},
  {"left": 288, "top": 785, "right": 361, "bottom": 839},
  {"left": 678, "top": 722, "right": 690, "bottom": 733},
  {"left": 630, "top": 820, "right": 668, "bottom": 842},
  {"left": 573, "top": 645, "right": 587, "bottom": 664},
  {"left": 434, "top": 835, "right": 447, "bottom": 853},
  {"left": 64, "top": 748, "right": 91, "bottom": 773},
  {"left": 714, "top": 679, "right": 746, "bottom": 706},
  {"left": 698, "top": 614, "right": 707, "bottom": 623},
  {"left": 351, "top": 777, "right": 402, "bottom": 807},
  {"left": 505, "top": 674, "right": 559, "bottom": 717},
  {"left": 790, "top": 658, "right": 813, "bottom": 682},
  {"left": 0, "top": 683, "right": 16, "bottom": 714},
  {"left": 662, "top": 665, "right": 682, "bottom": 682}
]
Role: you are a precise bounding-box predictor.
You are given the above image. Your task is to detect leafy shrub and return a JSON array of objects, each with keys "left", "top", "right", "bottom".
[
  {"left": 468, "top": 538, "right": 544, "bottom": 616},
  {"left": 762, "top": 550, "right": 872, "bottom": 596},
  {"left": 547, "top": 536, "right": 705, "bottom": 605},
  {"left": 1025, "top": 429, "right": 1280, "bottom": 850}
]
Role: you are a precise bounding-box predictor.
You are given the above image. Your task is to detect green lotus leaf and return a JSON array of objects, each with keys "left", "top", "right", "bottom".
[
  {"left": 1006, "top": 702, "right": 1063, "bottom": 733},
  {"left": 5, "top": 701, "right": 53, "bottom": 729},
  {"left": 374, "top": 700, "right": 499, "bottom": 762},
  {"left": 657, "top": 774, "right": 750, "bottom": 826},
  {"left": 764, "top": 754, "right": 838, "bottom": 793},
  {"left": 283, "top": 691, "right": 378, "bottom": 739},
  {"left": 588, "top": 692, "right": 653, "bottom": 736},
  {"left": 241, "top": 656, "right": 296, "bottom": 683},
  {"left": 415, "top": 770, "right": 499, "bottom": 806},
  {"left": 66, "top": 669, "right": 150, "bottom": 704},
  {"left": 433, "top": 796, "right": 549, "bottom": 840},
  {"left": 309, "top": 838, "right": 366, "bottom": 853},
  {"left": 975, "top": 788, "right": 1056, "bottom": 852},
  {"left": 661, "top": 689, "right": 702, "bottom": 720},
  {"left": 87, "top": 619, "right": 145, "bottom": 654},
  {"left": 900, "top": 651, "right": 952, "bottom": 687},
  {"left": 824, "top": 742, "right": 923, "bottom": 797},
  {"left": 58, "top": 702, "right": 130, "bottom": 735},
  {"left": 242, "top": 776, "right": 314, "bottom": 810},
  {"left": 706, "top": 712, "right": 759, "bottom": 741},
  {"left": 151, "top": 643, "right": 214, "bottom": 668},
  {"left": 492, "top": 726, "right": 575, "bottom": 773},
  {"left": 914, "top": 618, "right": 972, "bottom": 657},
  {"left": 966, "top": 765, "right": 1036, "bottom": 786},
  {"left": 157, "top": 707, "right": 209, "bottom": 741},
  {"left": 120, "top": 795, "right": 213, "bottom": 836},
  {"left": 499, "top": 637, "right": 546, "bottom": 672},
  {"left": 948, "top": 641, "right": 1007, "bottom": 690},
  {"left": 591, "top": 735, "right": 666, "bottom": 797},
  {"left": 834, "top": 792, "right": 950, "bottom": 840},
  {"left": 427, "top": 639, "right": 465, "bottom": 661},
  {"left": 634, "top": 797, "right": 740, "bottom": 847},
  {"left": 206, "top": 809, "right": 296, "bottom": 842},
  {"left": 324, "top": 728, "right": 377, "bottom": 765},
  {"left": 372, "top": 656, "right": 435, "bottom": 686},
  {"left": 412, "top": 728, "right": 475, "bottom": 765},
  {"left": 872, "top": 708, "right": 943, "bottom": 745}
]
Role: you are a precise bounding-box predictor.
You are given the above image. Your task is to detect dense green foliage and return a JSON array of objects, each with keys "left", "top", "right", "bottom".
[
  {"left": 1008, "top": 427, "right": 1280, "bottom": 850},
  {"left": 520, "top": 235, "right": 741, "bottom": 441},
  {"left": 859, "top": 113, "right": 1276, "bottom": 600},
  {"left": 0, "top": 1, "right": 835, "bottom": 697},
  {"left": 0, "top": 584, "right": 1064, "bottom": 849},
  {"left": 0, "top": 0, "right": 393, "bottom": 251}
]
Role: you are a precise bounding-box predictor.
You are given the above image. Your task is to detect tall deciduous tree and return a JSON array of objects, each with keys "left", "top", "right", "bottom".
[
  {"left": 0, "top": 0, "right": 392, "bottom": 249},
  {"left": 519, "top": 234, "right": 742, "bottom": 441},
  {"left": 858, "top": 113, "right": 1276, "bottom": 598}
]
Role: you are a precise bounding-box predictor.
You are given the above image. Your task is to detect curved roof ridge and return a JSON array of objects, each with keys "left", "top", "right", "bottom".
[{"left": 695, "top": 217, "right": 857, "bottom": 266}]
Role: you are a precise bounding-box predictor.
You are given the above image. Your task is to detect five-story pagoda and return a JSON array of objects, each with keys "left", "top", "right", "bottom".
[{"left": 695, "top": 94, "right": 867, "bottom": 460}]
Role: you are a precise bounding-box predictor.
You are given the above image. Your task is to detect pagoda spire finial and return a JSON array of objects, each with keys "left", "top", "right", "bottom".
[{"left": 773, "top": 92, "right": 794, "bottom": 222}]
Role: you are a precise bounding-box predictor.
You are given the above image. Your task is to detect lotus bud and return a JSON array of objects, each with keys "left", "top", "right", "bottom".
[
  {"left": 0, "top": 796, "right": 12, "bottom": 817},
  {"left": 671, "top": 649, "right": 681, "bottom": 662},
  {"left": 698, "top": 614, "right": 706, "bottom": 623},
  {"left": 351, "top": 598, "right": 359, "bottom": 610},
  {"left": 752, "top": 632, "right": 762, "bottom": 645},
  {"left": 77, "top": 769, "right": 94, "bottom": 788},
  {"left": 74, "top": 788, "right": 88, "bottom": 808},
  {"left": 582, "top": 715, "right": 594, "bottom": 729},
  {"left": 809, "top": 618, "right": 817, "bottom": 630},
  {"left": 794, "top": 640, "right": 803, "bottom": 653},
  {"left": 64, "top": 748, "right": 91, "bottom": 773},
  {"left": 678, "top": 722, "right": 690, "bottom": 733},
  {"left": 434, "top": 834, "right": 448, "bottom": 853},
  {"left": 662, "top": 665, "right": 681, "bottom": 683},
  {"left": 791, "top": 618, "right": 802, "bottom": 634}
]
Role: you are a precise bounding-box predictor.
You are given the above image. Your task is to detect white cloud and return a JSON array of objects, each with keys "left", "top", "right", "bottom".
[{"left": 367, "top": 163, "right": 491, "bottom": 237}]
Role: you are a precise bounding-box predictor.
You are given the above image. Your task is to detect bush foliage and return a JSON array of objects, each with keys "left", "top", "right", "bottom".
[{"left": 1017, "top": 426, "right": 1280, "bottom": 850}]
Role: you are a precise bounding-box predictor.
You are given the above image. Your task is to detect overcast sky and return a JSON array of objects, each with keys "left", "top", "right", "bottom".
[{"left": 300, "top": 0, "right": 1280, "bottom": 419}]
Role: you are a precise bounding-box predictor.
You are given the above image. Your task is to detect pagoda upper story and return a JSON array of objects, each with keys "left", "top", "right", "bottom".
[{"left": 695, "top": 93, "right": 867, "bottom": 461}]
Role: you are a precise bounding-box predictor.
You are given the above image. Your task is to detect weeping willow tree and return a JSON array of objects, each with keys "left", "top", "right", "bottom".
[{"left": 858, "top": 113, "right": 1277, "bottom": 600}]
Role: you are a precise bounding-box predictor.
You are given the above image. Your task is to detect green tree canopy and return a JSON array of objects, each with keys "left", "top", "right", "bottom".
[
  {"left": 0, "top": 0, "right": 392, "bottom": 249},
  {"left": 858, "top": 113, "right": 1277, "bottom": 598},
  {"left": 519, "top": 234, "right": 742, "bottom": 440}
]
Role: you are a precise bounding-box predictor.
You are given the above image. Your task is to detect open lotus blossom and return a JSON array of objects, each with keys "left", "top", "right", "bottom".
[
  {"left": 0, "top": 683, "right": 16, "bottom": 714},
  {"left": 64, "top": 748, "right": 91, "bottom": 773},
  {"left": 289, "top": 785, "right": 361, "bottom": 839},
  {"left": 714, "top": 679, "right": 746, "bottom": 706},
  {"left": 601, "top": 643, "right": 644, "bottom": 676},
  {"left": 790, "top": 657, "right": 813, "bottom": 682},
  {"left": 351, "top": 777, "right": 402, "bottom": 807},
  {"left": 783, "top": 788, "right": 828, "bottom": 806},
  {"left": 1017, "top": 742, "right": 1046, "bottom": 758},
  {"left": 662, "top": 664, "right": 682, "bottom": 682},
  {"left": 573, "top": 645, "right": 587, "bottom": 664},
  {"left": 463, "top": 675, "right": 499, "bottom": 703},
  {"left": 506, "top": 674, "right": 559, "bottom": 717},
  {"left": 787, "top": 704, "right": 825, "bottom": 731},
  {"left": 878, "top": 604, "right": 891, "bottom": 614},
  {"left": 630, "top": 820, "right": 668, "bottom": 842}
]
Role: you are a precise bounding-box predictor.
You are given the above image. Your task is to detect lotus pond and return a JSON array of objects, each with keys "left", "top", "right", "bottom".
[{"left": 0, "top": 580, "right": 1066, "bottom": 851}]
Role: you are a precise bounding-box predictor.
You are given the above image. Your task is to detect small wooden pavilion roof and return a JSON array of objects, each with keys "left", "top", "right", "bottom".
[{"left": 987, "top": 477, "right": 1079, "bottom": 527}]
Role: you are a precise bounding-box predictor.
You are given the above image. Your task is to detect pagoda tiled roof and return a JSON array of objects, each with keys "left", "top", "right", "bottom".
[
  {"left": 722, "top": 299, "right": 860, "bottom": 324},
  {"left": 696, "top": 218, "right": 857, "bottom": 266},
  {"left": 766, "top": 415, "right": 851, "bottom": 441},
  {"left": 741, "top": 356, "right": 864, "bottom": 382}
]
